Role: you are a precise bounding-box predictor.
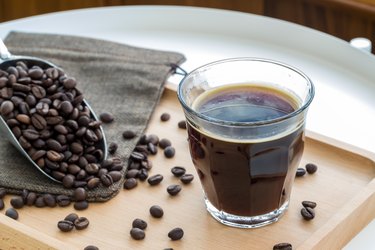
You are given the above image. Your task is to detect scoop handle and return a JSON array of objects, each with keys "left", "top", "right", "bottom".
[{"left": 0, "top": 38, "right": 11, "bottom": 61}]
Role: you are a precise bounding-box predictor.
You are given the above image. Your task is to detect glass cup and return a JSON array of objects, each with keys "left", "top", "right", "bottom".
[{"left": 177, "top": 58, "right": 314, "bottom": 228}]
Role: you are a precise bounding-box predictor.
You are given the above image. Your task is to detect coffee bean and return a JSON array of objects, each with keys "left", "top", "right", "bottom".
[
  {"left": 273, "top": 243, "right": 292, "bottom": 250},
  {"left": 130, "top": 151, "right": 146, "bottom": 161},
  {"left": 31, "top": 85, "right": 46, "bottom": 99},
  {"left": 164, "top": 146, "right": 175, "bottom": 158},
  {"left": 147, "top": 174, "right": 164, "bottom": 186},
  {"left": 47, "top": 150, "right": 64, "bottom": 162},
  {"left": 301, "top": 207, "right": 315, "bottom": 220},
  {"left": 60, "top": 101, "right": 73, "bottom": 115},
  {"left": 28, "top": 67, "right": 43, "bottom": 79},
  {"left": 159, "top": 138, "right": 171, "bottom": 149},
  {"left": 0, "top": 100, "right": 14, "bottom": 115},
  {"left": 171, "top": 166, "right": 186, "bottom": 177},
  {"left": 124, "top": 178, "right": 138, "bottom": 190},
  {"left": 108, "top": 142, "right": 118, "bottom": 154},
  {"left": 34, "top": 196, "right": 46, "bottom": 208},
  {"left": 123, "top": 130, "right": 136, "bottom": 139},
  {"left": 168, "top": 228, "right": 184, "bottom": 241},
  {"left": 74, "top": 200, "right": 89, "bottom": 210},
  {"left": 132, "top": 218, "right": 147, "bottom": 230},
  {"left": 138, "top": 169, "right": 148, "bottom": 181},
  {"left": 100, "top": 174, "right": 113, "bottom": 187},
  {"left": 86, "top": 163, "right": 100, "bottom": 175},
  {"left": 160, "top": 112, "right": 171, "bottom": 121},
  {"left": 23, "top": 129, "right": 39, "bottom": 140},
  {"left": 43, "top": 193, "right": 57, "bottom": 207},
  {"left": 31, "top": 113, "right": 47, "bottom": 130},
  {"left": 64, "top": 213, "right": 79, "bottom": 223},
  {"left": 178, "top": 120, "right": 187, "bottom": 129},
  {"left": 180, "top": 174, "right": 194, "bottom": 184},
  {"left": 84, "top": 246, "right": 99, "bottom": 250},
  {"left": 167, "top": 184, "right": 182, "bottom": 196},
  {"left": 10, "top": 197, "right": 24, "bottom": 209},
  {"left": 5, "top": 208, "right": 19, "bottom": 220},
  {"left": 58, "top": 220, "right": 74, "bottom": 232},
  {"left": 63, "top": 77, "right": 77, "bottom": 89},
  {"left": 150, "top": 205, "right": 164, "bottom": 218},
  {"left": 62, "top": 174, "right": 75, "bottom": 188},
  {"left": 108, "top": 171, "right": 122, "bottom": 182},
  {"left": 0, "top": 188, "right": 6, "bottom": 198},
  {"left": 147, "top": 142, "right": 158, "bottom": 155},
  {"left": 296, "top": 168, "right": 306, "bottom": 177},
  {"left": 99, "top": 112, "right": 114, "bottom": 123},
  {"left": 130, "top": 228, "right": 145, "bottom": 240},
  {"left": 302, "top": 201, "right": 317, "bottom": 209},
  {"left": 16, "top": 114, "right": 30, "bottom": 124},
  {"left": 146, "top": 134, "right": 159, "bottom": 145},
  {"left": 87, "top": 177, "right": 100, "bottom": 189},
  {"left": 0, "top": 199, "right": 4, "bottom": 210},
  {"left": 74, "top": 187, "right": 87, "bottom": 201},
  {"left": 74, "top": 217, "right": 89, "bottom": 230},
  {"left": 56, "top": 195, "right": 71, "bottom": 207},
  {"left": 306, "top": 163, "right": 318, "bottom": 174}
]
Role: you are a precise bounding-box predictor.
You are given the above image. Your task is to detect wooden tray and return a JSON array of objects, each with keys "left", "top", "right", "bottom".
[{"left": 1, "top": 85, "right": 375, "bottom": 250}]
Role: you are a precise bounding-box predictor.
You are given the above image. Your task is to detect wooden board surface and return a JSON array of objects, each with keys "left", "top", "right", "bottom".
[{"left": 0, "top": 86, "right": 375, "bottom": 250}]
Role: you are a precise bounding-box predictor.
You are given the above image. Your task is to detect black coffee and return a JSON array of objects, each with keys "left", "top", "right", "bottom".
[{"left": 188, "top": 84, "right": 304, "bottom": 216}]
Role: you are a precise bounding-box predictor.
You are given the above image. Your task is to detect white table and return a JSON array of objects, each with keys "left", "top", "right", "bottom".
[{"left": 0, "top": 5, "right": 374, "bottom": 249}]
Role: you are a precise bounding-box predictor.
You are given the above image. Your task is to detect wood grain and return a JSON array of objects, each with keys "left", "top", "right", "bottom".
[{"left": 0, "top": 86, "right": 374, "bottom": 249}]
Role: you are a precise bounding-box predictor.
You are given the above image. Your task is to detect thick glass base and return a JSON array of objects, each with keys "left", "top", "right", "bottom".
[{"left": 205, "top": 198, "right": 289, "bottom": 229}]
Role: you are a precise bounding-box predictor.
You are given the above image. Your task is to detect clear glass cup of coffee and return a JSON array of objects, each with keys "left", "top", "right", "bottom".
[{"left": 177, "top": 58, "right": 314, "bottom": 228}]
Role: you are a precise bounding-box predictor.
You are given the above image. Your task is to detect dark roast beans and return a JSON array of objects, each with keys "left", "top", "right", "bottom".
[
  {"left": 64, "top": 213, "right": 79, "bottom": 223},
  {"left": 177, "top": 120, "right": 187, "bottom": 129},
  {"left": 74, "top": 200, "right": 89, "bottom": 210},
  {"left": 150, "top": 205, "right": 164, "bottom": 218},
  {"left": 84, "top": 246, "right": 99, "bottom": 250},
  {"left": 301, "top": 207, "right": 315, "bottom": 220},
  {"left": 99, "top": 112, "right": 114, "bottom": 123},
  {"left": 56, "top": 195, "right": 71, "bottom": 207},
  {"left": 160, "top": 113, "right": 171, "bottom": 122},
  {"left": 146, "top": 134, "right": 159, "bottom": 145},
  {"left": 87, "top": 177, "right": 100, "bottom": 189},
  {"left": 159, "top": 138, "right": 171, "bottom": 149},
  {"left": 100, "top": 174, "right": 113, "bottom": 187},
  {"left": 296, "top": 168, "right": 306, "bottom": 177},
  {"left": 167, "top": 184, "right": 182, "bottom": 196},
  {"left": 26, "top": 192, "right": 37, "bottom": 206},
  {"left": 122, "top": 130, "right": 136, "bottom": 139},
  {"left": 5, "top": 208, "right": 19, "bottom": 220},
  {"left": 168, "top": 228, "right": 184, "bottom": 241},
  {"left": 138, "top": 169, "right": 148, "bottom": 181},
  {"left": 124, "top": 178, "right": 138, "bottom": 190},
  {"left": 302, "top": 201, "right": 317, "bottom": 209},
  {"left": 171, "top": 166, "right": 186, "bottom": 177},
  {"left": 164, "top": 146, "right": 175, "bottom": 158},
  {"left": 273, "top": 243, "right": 292, "bottom": 250},
  {"left": 74, "top": 217, "right": 89, "bottom": 230},
  {"left": 58, "top": 220, "right": 74, "bottom": 232},
  {"left": 0, "top": 100, "right": 14, "bottom": 115},
  {"left": 34, "top": 196, "right": 46, "bottom": 208},
  {"left": 305, "top": 163, "right": 318, "bottom": 174},
  {"left": 74, "top": 187, "right": 87, "bottom": 201},
  {"left": 147, "top": 174, "right": 164, "bottom": 186},
  {"left": 147, "top": 143, "right": 157, "bottom": 155},
  {"left": 180, "top": 174, "right": 194, "bottom": 184},
  {"left": 132, "top": 218, "right": 147, "bottom": 230},
  {"left": 130, "top": 228, "right": 145, "bottom": 240},
  {"left": 108, "top": 142, "right": 118, "bottom": 154},
  {"left": 10, "top": 197, "right": 24, "bottom": 209},
  {"left": 43, "top": 194, "right": 56, "bottom": 207}
]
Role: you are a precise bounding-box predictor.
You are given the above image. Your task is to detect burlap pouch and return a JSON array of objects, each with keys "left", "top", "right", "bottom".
[{"left": 0, "top": 31, "right": 185, "bottom": 201}]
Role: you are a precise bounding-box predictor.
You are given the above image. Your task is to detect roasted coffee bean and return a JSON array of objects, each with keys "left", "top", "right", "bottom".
[
  {"left": 13, "top": 83, "right": 31, "bottom": 93},
  {"left": 31, "top": 150, "right": 46, "bottom": 161},
  {"left": 126, "top": 169, "right": 139, "bottom": 179},
  {"left": 84, "top": 246, "right": 99, "bottom": 250},
  {"left": 16, "top": 114, "right": 30, "bottom": 124},
  {"left": 180, "top": 174, "right": 194, "bottom": 184},
  {"left": 108, "top": 171, "right": 122, "bottom": 182},
  {"left": 10, "top": 197, "right": 24, "bottom": 209},
  {"left": 0, "top": 100, "right": 14, "bottom": 115},
  {"left": 99, "top": 112, "right": 114, "bottom": 123},
  {"left": 74, "top": 187, "right": 87, "bottom": 201},
  {"left": 123, "top": 130, "right": 136, "bottom": 139},
  {"left": 34, "top": 196, "right": 46, "bottom": 207},
  {"left": 31, "top": 85, "right": 46, "bottom": 99},
  {"left": 302, "top": 201, "right": 317, "bottom": 209},
  {"left": 43, "top": 193, "right": 57, "bottom": 207},
  {"left": 146, "top": 134, "right": 159, "bottom": 145},
  {"left": 0, "top": 188, "right": 6, "bottom": 198},
  {"left": 138, "top": 169, "right": 149, "bottom": 181},
  {"left": 150, "top": 205, "right": 164, "bottom": 218},
  {"left": 63, "top": 77, "right": 77, "bottom": 89},
  {"left": 168, "top": 228, "right": 184, "bottom": 241},
  {"left": 64, "top": 213, "right": 79, "bottom": 223},
  {"left": 301, "top": 207, "right": 315, "bottom": 220},
  {"left": 147, "top": 174, "right": 164, "bottom": 186},
  {"left": 31, "top": 113, "right": 47, "bottom": 130},
  {"left": 124, "top": 178, "right": 138, "bottom": 190},
  {"left": 147, "top": 142, "right": 157, "bottom": 155},
  {"left": 178, "top": 120, "right": 187, "bottom": 129},
  {"left": 132, "top": 218, "right": 147, "bottom": 230},
  {"left": 108, "top": 142, "right": 118, "bottom": 154},
  {"left": 167, "top": 184, "right": 182, "bottom": 196},
  {"left": 296, "top": 168, "right": 306, "bottom": 177},
  {"left": 86, "top": 163, "right": 99, "bottom": 175},
  {"left": 100, "top": 174, "right": 113, "bottom": 187},
  {"left": 28, "top": 67, "right": 43, "bottom": 79},
  {"left": 36, "top": 102, "right": 49, "bottom": 115},
  {"left": 62, "top": 174, "right": 75, "bottom": 188},
  {"left": 56, "top": 195, "right": 71, "bottom": 207},
  {"left": 305, "top": 163, "right": 318, "bottom": 174},
  {"left": 5, "top": 208, "right": 19, "bottom": 220},
  {"left": 74, "top": 217, "right": 89, "bottom": 230},
  {"left": 47, "top": 150, "right": 64, "bottom": 161},
  {"left": 130, "top": 228, "right": 145, "bottom": 240},
  {"left": 171, "top": 166, "right": 186, "bottom": 177},
  {"left": 164, "top": 146, "right": 175, "bottom": 158},
  {"left": 87, "top": 177, "right": 100, "bottom": 189},
  {"left": 74, "top": 200, "right": 89, "bottom": 210},
  {"left": 130, "top": 151, "right": 146, "bottom": 161},
  {"left": 160, "top": 112, "right": 171, "bottom": 121},
  {"left": 26, "top": 192, "right": 37, "bottom": 206},
  {"left": 60, "top": 101, "right": 73, "bottom": 115},
  {"left": 0, "top": 199, "right": 4, "bottom": 210},
  {"left": 58, "top": 220, "right": 74, "bottom": 232},
  {"left": 159, "top": 138, "right": 171, "bottom": 149},
  {"left": 23, "top": 129, "right": 39, "bottom": 140},
  {"left": 273, "top": 243, "right": 293, "bottom": 250}
]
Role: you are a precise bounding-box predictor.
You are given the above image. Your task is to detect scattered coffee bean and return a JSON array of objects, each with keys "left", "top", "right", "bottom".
[
  {"left": 301, "top": 207, "right": 315, "bottom": 220},
  {"left": 167, "top": 184, "right": 182, "bottom": 196},
  {"left": 164, "top": 146, "right": 175, "bottom": 158},
  {"left": 132, "top": 218, "right": 147, "bottom": 230},
  {"left": 273, "top": 242, "right": 292, "bottom": 250},
  {"left": 99, "top": 112, "right": 114, "bottom": 123},
  {"left": 74, "top": 200, "right": 89, "bottom": 210},
  {"left": 34, "top": 196, "right": 46, "bottom": 207},
  {"left": 296, "top": 168, "right": 306, "bottom": 177},
  {"left": 5, "top": 208, "right": 18, "bottom": 220},
  {"left": 177, "top": 120, "right": 187, "bottom": 129},
  {"left": 58, "top": 220, "right": 74, "bottom": 232},
  {"left": 64, "top": 213, "right": 79, "bottom": 223},
  {"left": 130, "top": 227, "right": 145, "bottom": 240},
  {"left": 148, "top": 174, "right": 164, "bottom": 186},
  {"left": 84, "top": 246, "right": 99, "bottom": 250},
  {"left": 146, "top": 134, "right": 159, "bottom": 145},
  {"left": 43, "top": 193, "right": 57, "bottom": 207},
  {"left": 305, "top": 163, "right": 318, "bottom": 174},
  {"left": 100, "top": 174, "right": 114, "bottom": 187},
  {"left": 74, "top": 217, "right": 90, "bottom": 230},
  {"left": 0, "top": 188, "right": 6, "bottom": 198},
  {"left": 180, "top": 174, "right": 194, "bottom": 184},
  {"left": 10, "top": 197, "right": 24, "bottom": 209},
  {"left": 122, "top": 130, "right": 136, "bottom": 139},
  {"left": 124, "top": 178, "right": 138, "bottom": 190},
  {"left": 159, "top": 138, "right": 171, "bottom": 149},
  {"left": 0, "top": 199, "right": 4, "bottom": 210},
  {"left": 171, "top": 166, "right": 186, "bottom": 177},
  {"left": 56, "top": 195, "right": 71, "bottom": 207},
  {"left": 138, "top": 168, "right": 149, "bottom": 181},
  {"left": 168, "top": 227, "right": 184, "bottom": 241},
  {"left": 108, "top": 142, "right": 118, "bottom": 154},
  {"left": 302, "top": 201, "right": 317, "bottom": 209},
  {"left": 150, "top": 205, "right": 164, "bottom": 218},
  {"left": 160, "top": 113, "right": 171, "bottom": 122},
  {"left": 74, "top": 187, "right": 87, "bottom": 201}
]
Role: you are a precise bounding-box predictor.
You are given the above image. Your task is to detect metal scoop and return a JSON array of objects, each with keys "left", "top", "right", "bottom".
[{"left": 0, "top": 38, "right": 107, "bottom": 183}]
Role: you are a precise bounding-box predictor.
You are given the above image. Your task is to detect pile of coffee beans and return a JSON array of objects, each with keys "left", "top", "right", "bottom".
[{"left": 0, "top": 61, "right": 122, "bottom": 190}]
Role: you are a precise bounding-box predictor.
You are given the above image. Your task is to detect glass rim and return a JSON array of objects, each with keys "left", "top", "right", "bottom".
[{"left": 177, "top": 57, "right": 315, "bottom": 127}]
